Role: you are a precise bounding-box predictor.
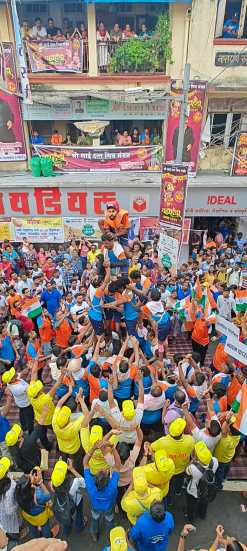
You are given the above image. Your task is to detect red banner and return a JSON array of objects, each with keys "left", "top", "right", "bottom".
[
  {"left": 140, "top": 217, "right": 161, "bottom": 240},
  {"left": 0, "top": 90, "right": 26, "bottom": 162},
  {"left": 165, "top": 81, "right": 207, "bottom": 177},
  {"left": 2, "top": 43, "right": 18, "bottom": 94},
  {"left": 160, "top": 164, "right": 188, "bottom": 229},
  {"left": 231, "top": 132, "right": 247, "bottom": 176},
  {"left": 26, "top": 39, "right": 83, "bottom": 73},
  {"left": 33, "top": 144, "right": 162, "bottom": 172}
]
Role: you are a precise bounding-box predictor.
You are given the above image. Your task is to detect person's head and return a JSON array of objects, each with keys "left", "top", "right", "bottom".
[
  {"left": 98, "top": 389, "right": 108, "bottom": 403},
  {"left": 226, "top": 541, "right": 244, "bottom": 551},
  {"left": 118, "top": 359, "right": 129, "bottom": 374},
  {"left": 150, "top": 500, "right": 166, "bottom": 523},
  {"left": 22, "top": 20, "right": 29, "bottom": 30},
  {"left": 122, "top": 400, "right": 135, "bottom": 421},
  {"left": 47, "top": 17, "right": 54, "bottom": 28},
  {"left": 98, "top": 21, "right": 105, "bottom": 32},
  {"left": 207, "top": 418, "right": 221, "bottom": 437},
  {"left": 0, "top": 457, "right": 11, "bottom": 497},
  {"left": 51, "top": 460, "right": 68, "bottom": 488},
  {"left": 168, "top": 417, "right": 186, "bottom": 439},
  {"left": 5, "top": 423, "right": 23, "bottom": 447},
  {"left": 174, "top": 389, "right": 186, "bottom": 405},
  {"left": 123, "top": 130, "right": 129, "bottom": 137},
  {"left": 34, "top": 17, "right": 42, "bottom": 29},
  {"left": 150, "top": 288, "right": 161, "bottom": 302},
  {"left": 150, "top": 384, "right": 162, "bottom": 398},
  {"left": 117, "top": 442, "right": 131, "bottom": 464},
  {"left": 102, "top": 231, "right": 115, "bottom": 250},
  {"left": 113, "top": 23, "right": 120, "bottom": 32},
  {"left": 141, "top": 23, "right": 147, "bottom": 33},
  {"left": 125, "top": 24, "right": 131, "bottom": 32},
  {"left": 27, "top": 380, "right": 44, "bottom": 400},
  {"left": 195, "top": 372, "right": 206, "bottom": 386},
  {"left": 90, "top": 363, "right": 101, "bottom": 379},
  {"left": 133, "top": 467, "right": 148, "bottom": 496},
  {"left": 95, "top": 469, "right": 109, "bottom": 490}
]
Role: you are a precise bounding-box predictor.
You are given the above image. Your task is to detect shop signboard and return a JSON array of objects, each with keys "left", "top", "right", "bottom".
[
  {"left": 215, "top": 52, "right": 247, "bottom": 67},
  {"left": 160, "top": 164, "right": 188, "bottom": 229},
  {"left": 231, "top": 132, "right": 247, "bottom": 176},
  {"left": 12, "top": 217, "right": 64, "bottom": 242},
  {"left": 26, "top": 39, "right": 83, "bottom": 73},
  {"left": 0, "top": 90, "right": 26, "bottom": 161},
  {"left": 165, "top": 81, "right": 207, "bottom": 176},
  {"left": 33, "top": 144, "right": 162, "bottom": 172},
  {"left": 0, "top": 218, "right": 13, "bottom": 241}
]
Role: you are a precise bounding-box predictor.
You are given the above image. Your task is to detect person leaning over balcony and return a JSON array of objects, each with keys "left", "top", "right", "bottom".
[
  {"left": 122, "top": 24, "right": 137, "bottom": 40},
  {"left": 51, "top": 130, "right": 63, "bottom": 146},
  {"left": 139, "top": 23, "right": 152, "bottom": 39},
  {"left": 31, "top": 18, "right": 47, "bottom": 40},
  {"left": 110, "top": 24, "right": 122, "bottom": 43},
  {"left": 118, "top": 131, "right": 132, "bottom": 146}
]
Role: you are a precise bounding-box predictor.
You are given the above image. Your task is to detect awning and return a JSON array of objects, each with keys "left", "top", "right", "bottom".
[{"left": 85, "top": 0, "right": 191, "bottom": 3}]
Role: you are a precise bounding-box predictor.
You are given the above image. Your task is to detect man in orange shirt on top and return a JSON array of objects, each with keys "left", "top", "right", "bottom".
[
  {"left": 51, "top": 129, "right": 63, "bottom": 145},
  {"left": 98, "top": 201, "right": 130, "bottom": 248},
  {"left": 54, "top": 309, "right": 72, "bottom": 349},
  {"left": 191, "top": 304, "right": 210, "bottom": 367}
]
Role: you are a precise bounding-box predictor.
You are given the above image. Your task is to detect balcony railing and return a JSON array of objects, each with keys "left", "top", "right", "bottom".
[{"left": 97, "top": 39, "right": 165, "bottom": 74}]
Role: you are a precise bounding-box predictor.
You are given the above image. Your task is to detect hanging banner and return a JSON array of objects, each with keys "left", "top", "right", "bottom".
[
  {"left": 2, "top": 43, "right": 18, "bottom": 94},
  {"left": 158, "top": 228, "right": 179, "bottom": 272},
  {"left": 165, "top": 81, "right": 207, "bottom": 177},
  {"left": 181, "top": 217, "right": 191, "bottom": 245},
  {"left": 160, "top": 164, "right": 188, "bottom": 229},
  {"left": 215, "top": 315, "right": 240, "bottom": 339},
  {"left": 33, "top": 144, "right": 162, "bottom": 172},
  {"left": 12, "top": 217, "right": 64, "bottom": 242},
  {"left": 0, "top": 218, "right": 13, "bottom": 241},
  {"left": 63, "top": 217, "right": 102, "bottom": 240},
  {"left": 225, "top": 336, "right": 247, "bottom": 366},
  {"left": 10, "top": 0, "right": 32, "bottom": 104},
  {"left": 231, "top": 132, "right": 247, "bottom": 176},
  {"left": 0, "top": 90, "right": 26, "bottom": 161},
  {"left": 26, "top": 39, "right": 83, "bottom": 73}
]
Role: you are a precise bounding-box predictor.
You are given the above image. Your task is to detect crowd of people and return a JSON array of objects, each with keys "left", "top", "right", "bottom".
[
  {"left": 30, "top": 126, "right": 161, "bottom": 147},
  {"left": 21, "top": 17, "right": 152, "bottom": 43},
  {"left": 0, "top": 204, "right": 246, "bottom": 550}
]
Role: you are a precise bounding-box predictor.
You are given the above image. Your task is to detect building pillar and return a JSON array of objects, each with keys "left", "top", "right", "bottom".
[{"left": 87, "top": 3, "right": 98, "bottom": 76}]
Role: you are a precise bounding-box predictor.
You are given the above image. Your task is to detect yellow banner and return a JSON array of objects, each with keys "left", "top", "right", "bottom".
[
  {"left": 12, "top": 217, "right": 64, "bottom": 242},
  {"left": 0, "top": 220, "right": 13, "bottom": 241}
]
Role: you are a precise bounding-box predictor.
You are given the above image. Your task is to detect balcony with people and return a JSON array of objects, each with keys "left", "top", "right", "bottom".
[{"left": 17, "top": 1, "right": 172, "bottom": 80}]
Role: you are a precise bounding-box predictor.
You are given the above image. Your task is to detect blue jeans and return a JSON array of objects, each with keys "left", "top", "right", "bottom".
[
  {"left": 90, "top": 507, "right": 114, "bottom": 539},
  {"left": 28, "top": 521, "right": 51, "bottom": 538},
  {"left": 216, "top": 462, "right": 231, "bottom": 488}
]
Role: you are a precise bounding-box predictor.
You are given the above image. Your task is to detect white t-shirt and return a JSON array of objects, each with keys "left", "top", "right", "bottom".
[
  {"left": 110, "top": 404, "right": 144, "bottom": 444},
  {"left": 8, "top": 379, "right": 30, "bottom": 408},
  {"left": 192, "top": 421, "right": 221, "bottom": 452},
  {"left": 186, "top": 457, "right": 218, "bottom": 498},
  {"left": 70, "top": 302, "right": 89, "bottom": 317},
  {"left": 69, "top": 477, "right": 85, "bottom": 505}
]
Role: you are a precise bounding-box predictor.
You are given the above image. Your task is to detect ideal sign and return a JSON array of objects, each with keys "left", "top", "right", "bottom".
[{"left": 207, "top": 196, "right": 237, "bottom": 205}]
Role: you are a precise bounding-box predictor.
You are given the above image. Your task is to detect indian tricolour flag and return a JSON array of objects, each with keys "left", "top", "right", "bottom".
[
  {"left": 174, "top": 296, "right": 191, "bottom": 321},
  {"left": 235, "top": 290, "right": 247, "bottom": 312},
  {"left": 22, "top": 297, "right": 42, "bottom": 319}
]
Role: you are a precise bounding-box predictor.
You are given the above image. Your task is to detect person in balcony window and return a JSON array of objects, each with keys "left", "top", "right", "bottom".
[
  {"left": 21, "top": 20, "right": 31, "bottom": 40},
  {"left": 131, "top": 128, "right": 140, "bottom": 145},
  {"left": 110, "top": 23, "right": 122, "bottom": 43},
  {"left": 139, "top": 23, "right": 152, "bottom": 39},
  {"left": 51, "top": 130, "right": 63, "bottom": 146},
  {"left": 30, "top": 130, "right": 44, "bottom": 146},
  {"left": 140, "top": 128, "right": 151, "bottom": 146},
  {"left": 223, "top": 12, "right": 239, "bottom": 38},
  {"left": 62, "top": 17, "right": 73, "bottom": 38},
  {"left": 122, "top": 24, "right": 137, "bottom": 40},
  {"left": 119, "top": 130, "right": 132, "bottom": 146},
  {"left": 97, "top": 22, "right": 110, "bottom": 71},
  {"left": 47, "top": 18, "right": 60, "bottom": 39},
  {"left": 31, "top": 18, "right": 47, "bottom": 40},
  {"left": 78, "top": 22, "right": 88, "bottom": 40}
]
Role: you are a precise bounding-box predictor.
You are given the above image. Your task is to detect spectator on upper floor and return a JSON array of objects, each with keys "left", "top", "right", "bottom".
[
  {"left": 223, "top": 12, "right": 239, "bottom": 38},
  {"left": 31, "top": 18, "right": 47, "bottom": 39},
  {"left": 47, "top": 18, "right": 61, "bottom": 38},
  {"left": 119, "top": 131, "right": 132, "bottom": 146},
  {"left": 139, "top": 23, "right": 152, "bottom": 39},
  {"left": 122, "top": 24, "right": 137, "bottom": 40},
  {"left": 51, "top": 130, "right": 63, "bottom": 146},
  {"left": 30, "top": 131, "right": 44, "bottom": 145},
  {"left": 110, "top": 23, "right": 122, "bottom": 42}
]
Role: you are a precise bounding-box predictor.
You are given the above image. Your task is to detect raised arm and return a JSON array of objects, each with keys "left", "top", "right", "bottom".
[{"left": 182, "top": 403, "right": 196, "bottom": 430}]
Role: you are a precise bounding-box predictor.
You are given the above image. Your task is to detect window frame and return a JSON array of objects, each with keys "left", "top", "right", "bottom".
[{"left": 215, "top": 0, "right": 247, "bottom": 39}]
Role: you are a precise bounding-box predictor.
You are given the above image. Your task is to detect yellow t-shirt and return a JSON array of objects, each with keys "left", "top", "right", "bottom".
[
  {"left": 151, "top": 435, "right": 195, "bottom": 475},
  {"left": 121, "top": 487, "right": 163, "bottom": 524},
  {"left": 52, "top": 409, "right": 84, "bottom": 454},
  {"left": 87, "top": 250, "right": 100, "bottom": 264},
  {"left": 80, "top": 427, "right": 118, "bottom": 475},
  {"left": 140, "top": 461, "right": 175, "bottom": 497},
  {"left": 31, "top": 392, "right": 55, "bottom": 425},
  {"left": 214, "top": 434, "right": 240, "bottom": 464}
]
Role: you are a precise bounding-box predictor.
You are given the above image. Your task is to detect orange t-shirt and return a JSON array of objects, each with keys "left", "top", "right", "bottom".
[
  {"left": 227, "top": 376, "right": 242, "bottom": 407},
  {"left": 51, "top": 134, "right": 63, "bottom": 145},
  {"left": 39, "top": 317, "right": 54, "bottom": 344},
  {"left": 71, "top": 344, "right": 85, "bottom": 358},
  {"left": 55, "top": 319, "right": 72, "bottom": 348},
  {"left": 213, "top": 343, "right": 229, "bottom": 372},
  {"left": 7, "top": 294, "right": 21, "bottom": 315},
  {"left": 192, "top": 319, "right": 209, "bottom": 346}
]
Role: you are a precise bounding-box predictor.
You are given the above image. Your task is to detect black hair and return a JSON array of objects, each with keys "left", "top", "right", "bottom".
[
  {"left": 52, "top": 345, "right": 62, "bottom": 357},
  {"left": 57, "top": 356, "right": 68, "bottom": 368},
  {"left": 22, "top": 288, "right": 28, "bottom": 294},
  {"left": 141, "top": 366, "right": 150, "bottom": 377},
  {"left": 174, "top": 389, "right": 186, "bottom": 405},
  {"left": 95, "top": 471, "right": 109, "bottom": 491},
  {"left": 99, "top": 390, "right": 108, "bottom": 402},
  {"left": 150, "top": 501, "right": 166, "bottom": 523},
  {"left": 226, "top": 542, "right": 244, "bottom": 551},
  {"left": 173, "top": 353, "right": 183, "bottom": 365},
  {"left": 212, "top": 382, "right": 226, "bottom": 398},
  {"left": 108, "top": 277, "right": 130, "bottom": 294},
  {"left": 117, "top": 442, "right": 130, "bottom": 463},
  {"left": 68, "top": 335, "right": 77, "bottom": 346},
  {"left": 208, "top": 419, "right": 221, "bottom": 437},
  {"left": 130, "top": 270, "right": 141, "bottom": 280},
  {"left": 150, "top": 386, "right": 162, "bottom": 398},
  {"left": 102, "top": 232, "right": 115, "bottom": 242},
  {"left": 15, "top": 475, "right": 34, "bottom": 513},
  {"left": 0, "top": 476, "right": 11, "bottom": 498},
  {"left": 150, "top": 288, "right": 161, "bottom": 301},
  {"left": 195, "top": 372, "right": 206, "bottom": 386},
  {"left": 90, "top": 364, "right": 101, "bottom": 378},
  {"left": 119, "top": 359, "right": 129, "bottom": 374}
]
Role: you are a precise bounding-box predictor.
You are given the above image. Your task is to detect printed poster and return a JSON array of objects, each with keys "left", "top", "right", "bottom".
[
  {"left": 0, "top": 90, "right": 26, "bottom": 161},
  {"left": 12, "top": 217, "right": 64, "bottom": 242},
  {"left": 165, "top": 81, "right": 207, "bottom": 176},
  {"left": 2, "top": 43, "right": 18, "bottom": 94},
  {"left": 160, "top": 164, "right": 188, "bottom": 229},
  {"left": 26, "top": 39, "right": 83, "bottom": 73},
  {"left": 33, "top": 144, "right": 162, "bottom": 172},
  {"left": 231, "top": 132, "right": 247, "bottom": 176},
  {"left": 158, "top": 228, "right": 179, "bottom": 273},
  {"left": 0, "top": 218, "right": 13, "bottom": 241}
]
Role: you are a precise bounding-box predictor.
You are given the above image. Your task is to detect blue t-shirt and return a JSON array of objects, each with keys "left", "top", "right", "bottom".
[
  {"left": 130, "top": 511, "right": 174, "bottom": 551},
  {"left": 41, "top": 289, "right": 61, "bottom": 316},
  {"left": 0, "top": 336, "right": 15, "bottom": 362},
  {"left": 84, "top": 469, "right": 119, "bottom": 512}
]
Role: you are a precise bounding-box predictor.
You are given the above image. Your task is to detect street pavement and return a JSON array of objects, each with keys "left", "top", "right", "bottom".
[{"left": 69, "top": 489, "right": 247, "bottom": 550}]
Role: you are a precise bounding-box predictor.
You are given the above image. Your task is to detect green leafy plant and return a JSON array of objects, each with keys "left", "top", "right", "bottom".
[{"left": 108, "top": 14, "right": 172, "bottom": 73}]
